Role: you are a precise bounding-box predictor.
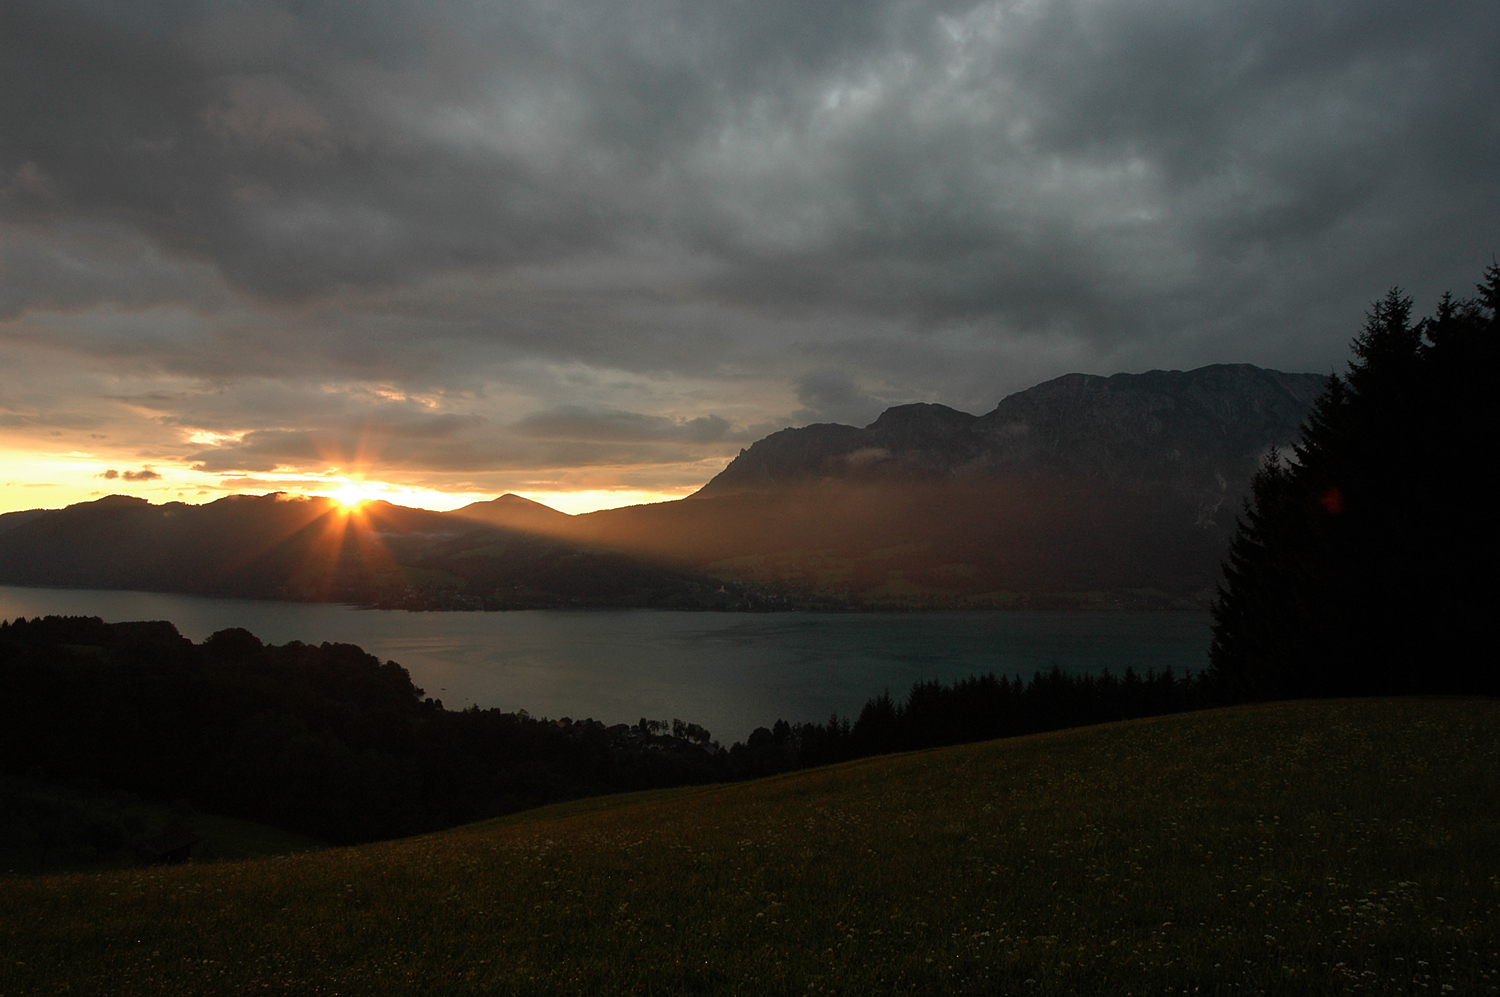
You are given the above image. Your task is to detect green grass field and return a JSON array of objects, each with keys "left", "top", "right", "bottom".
[{"left": 2, "top": 698, "right": 1497, "bottom": 995}]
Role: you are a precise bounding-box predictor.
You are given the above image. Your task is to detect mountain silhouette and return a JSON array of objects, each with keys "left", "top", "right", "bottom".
[{"left": 697, "top": 364, "right": 1324, "bottom": 530}]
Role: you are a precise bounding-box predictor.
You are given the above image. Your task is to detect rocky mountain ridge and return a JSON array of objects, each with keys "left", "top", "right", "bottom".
[{"left": 697, "top": 363, "right": 1325, "bottom": 528}]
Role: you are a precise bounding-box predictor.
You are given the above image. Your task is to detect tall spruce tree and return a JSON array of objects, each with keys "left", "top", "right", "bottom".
[{"left": 1210, "top": 265, "right": 1499, "bottom": 700}]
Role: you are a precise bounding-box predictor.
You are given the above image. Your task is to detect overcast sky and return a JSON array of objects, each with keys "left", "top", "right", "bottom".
[{"left": 2, "top": 0, "right": 1496, "bottom": 512}]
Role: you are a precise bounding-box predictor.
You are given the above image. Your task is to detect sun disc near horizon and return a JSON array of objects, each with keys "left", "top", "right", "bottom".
[{"left": 331, "top": 482, "right": 379, "bottom": 510}]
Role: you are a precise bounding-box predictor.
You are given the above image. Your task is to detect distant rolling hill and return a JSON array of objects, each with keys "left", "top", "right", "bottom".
[
  {"left": 454, "top": 492, "right": 575, "bottom": 533},
  {"left": 0, "top": 363, "right": 1324, "bottom": 609},
  {"left": 0, "top": 492, "right": 745, "bottom": 610}
]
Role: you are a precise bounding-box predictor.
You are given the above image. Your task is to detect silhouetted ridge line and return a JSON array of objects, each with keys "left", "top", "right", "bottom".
[{"left": 695, "top": 363, "right": 1325, "bottom": 502}]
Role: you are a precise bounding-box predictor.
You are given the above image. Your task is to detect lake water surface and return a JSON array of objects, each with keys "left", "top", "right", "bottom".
[{"left": 0, "top": 586, "right": 1210, "bottom": 743}]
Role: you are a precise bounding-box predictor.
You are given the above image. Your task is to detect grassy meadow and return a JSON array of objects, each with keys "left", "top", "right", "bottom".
[
  {"left": 0, "top": 783, "right": 324, "bottom": 878},
  {"left": 2, "top": 697, "right": 1497, "bottom": 995}
]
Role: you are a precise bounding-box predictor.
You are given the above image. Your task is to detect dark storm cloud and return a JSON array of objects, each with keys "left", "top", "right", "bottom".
[
  {"left": 791, "top": 369, "right": 890, "bottom": 427},
  {"left": 2, "top": 0, "right": 1497, "bottom": 493},
  {"left": 187, "top": 430, "right": 336, "bottom": 474},
  {"left": 183, "top": 406, "right": 484, "bottom": 473},
  {"left": 187, "top": 430, "right": 719, "bottom": 476},
  {"left": 7, "top": 0, "right": 1494, "bottom": 321},
  {"left": 516, "top": 406, "right": 731, "bottom": 443},
  {"left": 181, "top": 404, "right": 724, "bottom": 476},
  {"left": 0, "top": 221, "right": 230, "bottom": 320}
]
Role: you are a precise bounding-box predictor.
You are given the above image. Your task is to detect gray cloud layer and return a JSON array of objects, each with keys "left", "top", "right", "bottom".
[{"left": 2, "top": 0, "right": 1496, "bottom": 495}]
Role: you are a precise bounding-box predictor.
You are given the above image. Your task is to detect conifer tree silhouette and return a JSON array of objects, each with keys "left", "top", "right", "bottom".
[{"left": 1210, "top": 265, "right": 1499, "bottom": 699}]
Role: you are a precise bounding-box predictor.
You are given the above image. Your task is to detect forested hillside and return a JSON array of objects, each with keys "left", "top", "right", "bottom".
[{"left": 0, "top": 616, "right": 724, "bottom": 846}]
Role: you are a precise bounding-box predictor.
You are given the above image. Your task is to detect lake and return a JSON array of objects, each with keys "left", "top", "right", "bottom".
[{"left": 0, "top": 586, "right": 1211, "bottom": 744}]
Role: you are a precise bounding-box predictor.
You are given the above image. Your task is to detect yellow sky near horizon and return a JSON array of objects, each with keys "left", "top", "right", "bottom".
[{"left": 0, "top": 449, "right": 701, "bottom": 517}]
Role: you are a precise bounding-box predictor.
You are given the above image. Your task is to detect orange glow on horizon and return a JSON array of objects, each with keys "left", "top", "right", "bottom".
[
  {"left": 0, "top": 447, "right": 702, "bottom": 517},
  {"left": 510, "top": 488, "right": 695, "bottom": 515}
]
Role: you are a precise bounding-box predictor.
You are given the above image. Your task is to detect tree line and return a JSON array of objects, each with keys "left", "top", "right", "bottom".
[
  {"left": 1210, "top": 264, "right": 1497, "bottom": 698},
  {"left": 0, "top": 613, "right": 1215, "bottom": 850},
  {"left": 0, "top": 616, "right": 724, "bottom": 847},
  {"left": 725, "top": 665, "right": 1204, "bottom": 776}
]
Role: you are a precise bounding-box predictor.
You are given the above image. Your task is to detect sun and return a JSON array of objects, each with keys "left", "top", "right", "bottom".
[{"left": 331, "top": 482, "right": 376, "bottom": 510}]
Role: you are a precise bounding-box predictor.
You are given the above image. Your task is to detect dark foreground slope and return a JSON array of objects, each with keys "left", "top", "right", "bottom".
[{"left": 3, "top": 698, "right": 1496, "bottom": 996}]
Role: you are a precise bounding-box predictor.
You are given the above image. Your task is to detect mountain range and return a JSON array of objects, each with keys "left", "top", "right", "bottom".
[
  {"left": 695, "top": 364, "right": 1324, "bottom": 523},
  {"left": 0, "top": 363, "right": 1325, "bottom": 610}
]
